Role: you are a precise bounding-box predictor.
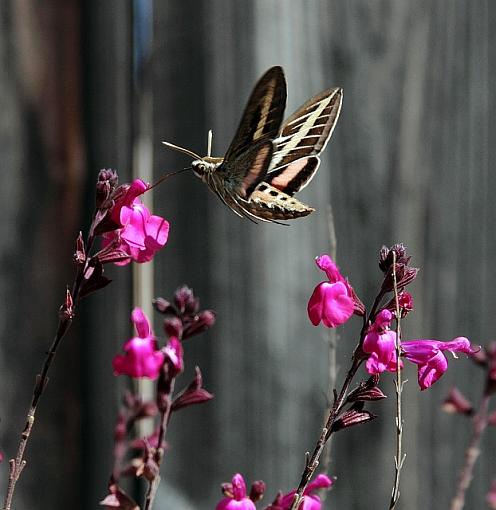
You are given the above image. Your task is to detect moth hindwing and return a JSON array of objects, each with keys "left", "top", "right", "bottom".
[{"left": 162, "top": 66, "right": 343, "bottom": 223}]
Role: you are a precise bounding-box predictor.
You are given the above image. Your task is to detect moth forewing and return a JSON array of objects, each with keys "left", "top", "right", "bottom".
[{"left": 223, "top": 66, "right": 287, "bottom": 162}]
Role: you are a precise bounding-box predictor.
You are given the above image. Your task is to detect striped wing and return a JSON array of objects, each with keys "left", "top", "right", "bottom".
[
  {"left": 265, "top": 87, "right": 343, "bottom": 196},
  {"left": 223, "top": 66, "right": 287, "bottom": 161},
  {"left": 218, "top": 67, "right": 287, "bottom": 196}
]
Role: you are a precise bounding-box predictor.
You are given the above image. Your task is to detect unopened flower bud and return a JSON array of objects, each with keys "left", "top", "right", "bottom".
[
  {"left": 249, "top": 480, "right": 266, "bottom": 502},
  {"left": 379, "top": 245, "right": 418, "bottom": 292},
  {"left": 164, "top": 317, "right": 183, "bottom": 339},
  {"left": 98, "top": 168, "right": 119, "bottom": 186},
  {"left": 221, "top": 482, "right": 234, "bottom": 498},
  {"left": 96, "top": 169, "right": 119, "bottom": 209},
  {"left": 379, "top": 244, "right": 409, "bottom": 272},
  {"left": 183, "top": 310, "right": 216, "bottom": 339},
  {"left": 384, "top": 291, "right": 414, "bottom": 318},
  {"left": 153, "top": 297, "right": 175, "bottom": 315},
  {"left": 59, "top": 288, "right": 74, "bottom": 321},
  {"left": 442, "top": 387, "right": 473, "bottom": 416},
  {"left": 174, "top": 286, "right": 198, "bottom": 315}
]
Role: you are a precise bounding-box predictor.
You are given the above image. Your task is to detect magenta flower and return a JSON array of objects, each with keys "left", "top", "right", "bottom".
[
  {"left": 402, "top": 337, "right": 475, "bottom": 390},
  {"left": 103, "top": 179, "right": 169, "bottom": 265},
  {"left": 362, "top": 310, "right": 474, "bottom": 390},
  {"left": 113, "top": 308, "right": 164, "bottom": 379},
  {"left": 307, "top": 255, "right": 355, "bottom": 328},
  {"left": 110, "top": 179, "right": 149, "bottom": 223},
  {"left": 272, "top": 474, "right": 333, "bottom": 510},
  {"left": 362, "top": 310, "right": 399, "bottom": 374},
  {"left": 216, "top": 474, "right": 256, "bottom": 510}
]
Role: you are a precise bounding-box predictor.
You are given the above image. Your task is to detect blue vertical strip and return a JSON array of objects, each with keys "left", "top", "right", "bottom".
[{"left": 133, "top": 0, "right": 153, "bottom": 87}]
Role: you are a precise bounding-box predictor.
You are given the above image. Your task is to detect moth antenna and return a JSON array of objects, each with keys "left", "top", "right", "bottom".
[
  {"left": 161, "top": 141, "right": 202, "bottom": 160},
  {"left": 207, "top": 129, "right": 213, "bottom": 157}
]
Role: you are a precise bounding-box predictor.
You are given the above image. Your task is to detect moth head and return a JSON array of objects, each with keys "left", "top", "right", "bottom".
[{"left": 191, "top": 159, "right": 208, "bottom": 176}]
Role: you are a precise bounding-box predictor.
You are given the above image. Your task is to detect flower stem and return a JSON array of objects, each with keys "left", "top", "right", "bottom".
[
  {"left": 143, "top": 376, "right": 175, "bottom": 510},
  {"left": 2, "top": 232, "right": 95, "bottom": 510},
  {"left": 449, "top": 394, "right": 490, "bottom": 510},
  {"left": 388, "top": 253, "right": 405, "bottom": 509},
  {"left": 289, "top": 352, "right": 363, "bottom": 510},
  {"left": 290, "top": 274, "right": 389, "bottom": 510}
]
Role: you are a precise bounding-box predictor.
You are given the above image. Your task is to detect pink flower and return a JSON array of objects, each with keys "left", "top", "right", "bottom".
[
  {"left": 402, "top": 337, "right": 475, "bottom": 390},
  {"left": 362, "top": 310, "right": 399, "bottom": 374},
  {"left": 103, "top": 179, "right": 169, "bottom": 265},
  {"left": 307, "top": 255, "right": 355, "bottom": 328},
  {"left": 216, "top": 474, "right": 256, "bottom": 510},
  {"left": 362, "top": 310, "right": 474, "bottom": 390},
  {"left": 113, "top": 308, "right": 164, "bottom": 379},
  {"left": 110, "top": 179, "right": 149, "bottom": 223},
  {"left": 271, "top": 474, "right": 333, "bottom": 510}
]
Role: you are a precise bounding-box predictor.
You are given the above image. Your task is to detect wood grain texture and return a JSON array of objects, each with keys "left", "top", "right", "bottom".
[
  {"left": 152, "top": 1, "right": 495, "bottom": 509},
  {"left": 0, "top": 1, "right": 85, "bottom": 508},
  {"left": 0, "top": 1, "right": 494, "bottom": 509}
]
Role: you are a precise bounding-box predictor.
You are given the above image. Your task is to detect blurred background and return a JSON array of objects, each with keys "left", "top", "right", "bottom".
[{"left": 1, "top": 0, "right": 495, "bottom": 509}]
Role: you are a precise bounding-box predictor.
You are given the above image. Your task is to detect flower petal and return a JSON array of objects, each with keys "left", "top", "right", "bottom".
[
  {"left": 113, "top": 337, "right": 164, "bottom": 379},
  {"left": 307, "top": 281, "right": 354, "bottom": 328},
  {"left": 315, "top": 254, "right": 343, "bottom": 283},
  {"left": 131, "top": 307, "right": 151, "bottom": 338},
  {"left": 306, "top": 474, "right": 333, "bottom": 493},
  {"left": 416, "top": 351, "right": 448, "bottom": 390},
  {"left": 363, "top": 330, "right": 397, "bottom": 374}
]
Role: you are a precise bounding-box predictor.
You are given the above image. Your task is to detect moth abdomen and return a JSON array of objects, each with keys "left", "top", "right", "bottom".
[{"left": 247, "top": 183, "right": 314, "bottom": 220}]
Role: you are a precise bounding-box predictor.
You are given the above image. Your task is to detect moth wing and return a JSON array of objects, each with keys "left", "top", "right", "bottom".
[
  {"left": 265, "top": 87, "right": 342, "bottom": 196},
  {"left": 223, "top": 66, "right": 287, "bottom": 163},
  {"left": 218, "top": 140, "right": 274, "bottom": 199}
]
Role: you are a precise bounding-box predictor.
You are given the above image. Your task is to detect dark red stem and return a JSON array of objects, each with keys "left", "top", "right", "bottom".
[
  {"left": 2, "top": 233, "right": 95, "bottom": 510},
  {"left": 449, "top": 394, "right": 490, "bottom": 510},
  {"left": 289, "top": 286, "right": 387, "bottom": 510}
]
